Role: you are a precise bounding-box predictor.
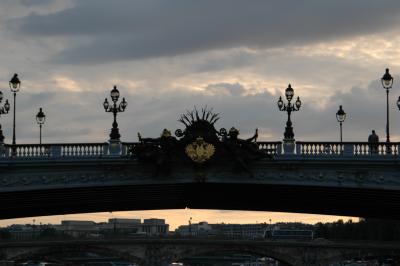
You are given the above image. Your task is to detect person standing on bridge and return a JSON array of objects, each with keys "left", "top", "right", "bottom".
[{"left": 368, "top": 130, "right": 379, "bottom": 154}]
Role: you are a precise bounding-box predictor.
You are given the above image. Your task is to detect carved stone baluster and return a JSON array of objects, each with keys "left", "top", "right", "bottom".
[
  {"left": 68, "top": 146, "right": 72, "bottom": 156},
  {"left": 360, "top": 144, "right": 364, "bottom": 155},
  {"left": 307, "top": 144, "right": 311, "bottom": 154}
]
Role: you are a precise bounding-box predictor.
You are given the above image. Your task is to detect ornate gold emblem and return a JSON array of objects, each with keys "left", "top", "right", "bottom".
[{"left": 185, "top": 137, "right": 215, "bottom": 163}]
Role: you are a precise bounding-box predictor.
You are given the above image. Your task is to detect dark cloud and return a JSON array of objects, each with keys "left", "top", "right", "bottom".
[{"left": 8, "top": 0, "right": 400, "bottom": 64}]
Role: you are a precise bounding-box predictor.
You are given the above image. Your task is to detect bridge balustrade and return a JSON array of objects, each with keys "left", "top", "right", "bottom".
[
  {"left": 0, "top": 141, "right": 398, "bottom": 159},
  {"left": 1, "top": 143, "right": 108, "bottom": 158},
  {"left": 296, "top": 141, "right": 399, "bottom": 156},
  {"left": 257, "top": 141, "right": 282, "bottom": 155}
]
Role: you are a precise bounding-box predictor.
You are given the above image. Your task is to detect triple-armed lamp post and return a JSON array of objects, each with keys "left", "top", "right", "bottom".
[
  {"left": 36, "top": 108, "right": 46, "bottom": 145},
  {"left": 381, "top": 68, "right": 394, "bottom": 154},
  {"left": 0, "top": 91, "right": 10, "bottom": 143},
  {"left": 277, "top": 84, "right": 302, "bottom": 140},
  {"left": 103, "top": 86, "right": 127, "bottom": 142},
  {"left": 336, "top": 105, "right": 346, "bottom": 143}
]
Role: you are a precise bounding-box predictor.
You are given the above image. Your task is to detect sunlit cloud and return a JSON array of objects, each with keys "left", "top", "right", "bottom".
[{"left": 52, "top": 75, "right": 83, "bottom": 92}]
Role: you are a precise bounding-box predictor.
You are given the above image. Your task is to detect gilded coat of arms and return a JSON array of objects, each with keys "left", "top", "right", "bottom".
[{"left": 185, "top": 137, "right": 215, "bottom": 163}]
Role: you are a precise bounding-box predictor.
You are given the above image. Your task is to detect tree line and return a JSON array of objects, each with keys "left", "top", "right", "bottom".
[{"left": 314, "top": 218, "right": 400, "bottom": 241}]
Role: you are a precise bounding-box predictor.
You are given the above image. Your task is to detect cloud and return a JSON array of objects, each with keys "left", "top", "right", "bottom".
[
  {"left": 19, "top": 0, "right": 53, "bottom": 7},
  {"left": 8, "top": 0, "right": 400, "bottom": 64},
  {"left": 1, "top": 74, "right": 397, "bottom": 145},
  {"left": 204, "top": 82, "right": 246, "bottom": 96}
]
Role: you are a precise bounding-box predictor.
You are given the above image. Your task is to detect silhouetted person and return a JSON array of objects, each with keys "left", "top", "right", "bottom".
[{"left": 368, "top": 130, "right": 379, "bottom": 154}]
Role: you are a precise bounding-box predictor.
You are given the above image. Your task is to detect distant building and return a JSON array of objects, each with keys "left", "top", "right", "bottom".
[
  {"left": 3, "top": 217, "right": 170, "bottom": 239},
  {"left": 55, "top": 220, "right": 97, "bottom": 237},
  {"left": 176, "top": 222, "right": 267, "bottom": 238},
  {"left": 109, "top": 218, "right": 141, "bottom": 224},
  {"left": 7, "top": 224, "right": 40, "bottom": 240},
  {"left": 142, "top": 218, "right": 169, "bottom": 235},
  {"left": 176, "top": 221, "right": 213, "bottom": 237},
  {"left": 102, "top": 218, "right": 142, "bottom": 233}
]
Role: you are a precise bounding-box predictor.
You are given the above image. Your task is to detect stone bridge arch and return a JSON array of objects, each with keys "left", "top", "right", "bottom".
[
  {"left": 171, "top": 244, "right": 299, "bottom": 266},
  {"left": 7, "top": 244, "right": 144, "bottom": 265}
]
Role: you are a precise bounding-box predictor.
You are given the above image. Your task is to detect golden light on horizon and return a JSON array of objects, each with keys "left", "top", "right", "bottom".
[{"left": 0, "top": 209, "right": 357, "bottom": 230}]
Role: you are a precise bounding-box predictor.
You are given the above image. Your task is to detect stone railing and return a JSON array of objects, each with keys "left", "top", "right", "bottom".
[
  {"left": 0, "top": 143, "right": 109, "bottom": 158},
  {"left": 296, "top": 141, "right": 399, "bottom": 156},
  {"left": 0, "top": 141, "right": 398, "bottom": 159},
  {"left": 257, "top": 141, "right": 282, "bottom": 155}
]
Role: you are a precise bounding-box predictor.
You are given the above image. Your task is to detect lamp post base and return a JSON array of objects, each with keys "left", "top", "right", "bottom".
[
  {"left": 109, "top": 127, "right": 121, "bottom": 142},
  {"left": 108, "top": 139, "right": 122, "bottom": 156},
  {"left": 283, "top": 138, "right": 295, "bottom": 155}
]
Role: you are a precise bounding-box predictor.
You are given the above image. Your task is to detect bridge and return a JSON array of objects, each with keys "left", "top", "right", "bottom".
[
  {"left": 0, "top": 139, "right": 400, "bottom": 220},
  {"left": 0, "top": 238, "right": 399, "bottom": 266}
]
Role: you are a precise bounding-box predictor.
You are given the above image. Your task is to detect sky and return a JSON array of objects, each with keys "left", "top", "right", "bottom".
[{"left": 1, "top": 0, "right": 400, "bottom": 229}]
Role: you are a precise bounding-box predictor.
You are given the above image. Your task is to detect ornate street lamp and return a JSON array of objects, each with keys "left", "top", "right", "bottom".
[
  {"left": 277, "top": 84, "right": 301, "bottom": 140},
  {"left": 0, "top": 91, "right": 11, "bottom": 144},
  {"left": 36, "top": 108, "right": 46, "bottom": 145},
  {"left": 381, "top": 68, "right": 393, "bottom": 153},
  {"left": 336, "top": 105, "right": 346, "bottom": 143},
  {"left": 103, "top": 85, "right": 127, "bottom": 141},
  {"left": 397, "top": 96, "right": 400, "bottom": 111},
  {"left": 9, "top": 73, "right": 21, "bottom": 150}
]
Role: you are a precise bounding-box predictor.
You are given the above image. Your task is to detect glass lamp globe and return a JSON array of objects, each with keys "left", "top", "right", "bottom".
[
  {"left": 285, "top": 84, "right": 294, "bottom": 101},
  {"left": 110, "top": 86, "right": 120, "bottom": 101},
  {"left": 9, "top": 73, "right": 21, "bottom": 93},
  {"left": 381, "top": 68, "right": 393, "bottom": 89},
  {"left": 36, "top": 108, "right": 46, "bottom": 125}
]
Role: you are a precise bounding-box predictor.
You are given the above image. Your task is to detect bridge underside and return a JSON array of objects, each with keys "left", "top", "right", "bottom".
[{"left": 1, "top": 183, "right": 399, "bottom": 220}]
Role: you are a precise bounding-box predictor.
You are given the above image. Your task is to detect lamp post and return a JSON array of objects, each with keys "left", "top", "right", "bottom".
[
  {"left": 9, "top": 74, "right": 20, "bottom": 155},
  {"left": 381, "top": 68, "right": 393, "bottom": 154},
  {"left": 103, "top": 85, "right": 127, "bottom": 142},
  {"left": 336, "top": 105, "right": 346, "bottom": 143},
  {"left": 36, "top": 108, "right": 46, "bottom": 145},
  {"left": 397, "top": 96, "right": 400, "bottom": 111},
  {"left": 277, "top": 84, "right": 302, "bottom": 140},
  {"left": 0, "top": 91, "right": 11, "bottom": 144},
  {"left": 189, "top": 217, "right": 192, "bottom": 237}
]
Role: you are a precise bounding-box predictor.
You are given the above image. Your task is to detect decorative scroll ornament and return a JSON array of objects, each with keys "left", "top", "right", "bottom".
[{"left": 185, "top": 137, "right": 215, "bottom": 163}]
